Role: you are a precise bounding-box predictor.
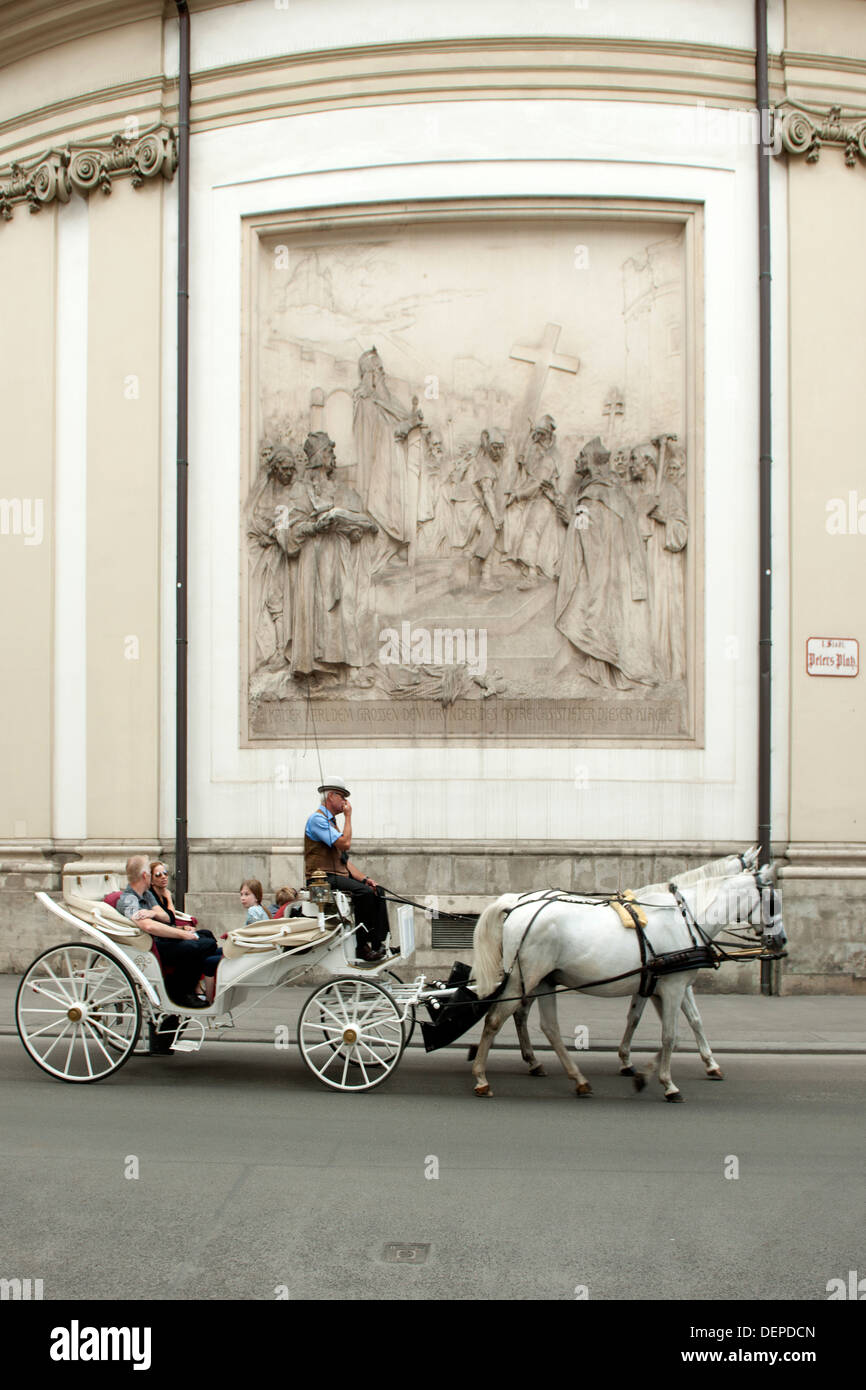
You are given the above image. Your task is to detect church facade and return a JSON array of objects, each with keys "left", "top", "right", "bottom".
[{"left": 1, "top": 0, "right": 865, "bottom": 991}]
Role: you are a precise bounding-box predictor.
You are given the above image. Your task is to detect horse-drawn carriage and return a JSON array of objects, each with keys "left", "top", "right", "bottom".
[
  {"left": 17, "top": 851, "right": 786, "bottom": 1100},
  {"left": 18, "top": 865, "right": 436, "bottom": 1090}
]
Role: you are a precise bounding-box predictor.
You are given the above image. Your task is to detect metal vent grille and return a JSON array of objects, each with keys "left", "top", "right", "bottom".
[{"left": 431, "top": 919, "right": 476, "bottom": 950}]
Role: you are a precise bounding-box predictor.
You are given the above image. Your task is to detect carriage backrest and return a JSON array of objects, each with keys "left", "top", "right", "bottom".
[
  {"left": 65, "top": 870, "right": 125, "bottom": 902},
  {"left": 61, "top": 862, "right": 153, "bottom": 951}
]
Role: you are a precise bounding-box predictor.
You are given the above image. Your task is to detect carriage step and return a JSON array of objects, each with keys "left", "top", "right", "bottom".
[{"left": 170, "top": 1039, "right": 202, "bottom": 1052}]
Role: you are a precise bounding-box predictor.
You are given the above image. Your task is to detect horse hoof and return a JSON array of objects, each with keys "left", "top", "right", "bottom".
[
  {"left": 474, "top": 1083, "right": 492, "bottom": 1097},
  {"left": 620, "top": 1065, "right": 636, "bottom": 1076},
  {"left": 576, "top": 1082, "right": 592, "bottom": 1096},
  {"left": 706, "top": 1067, "right": 724, "bottom": 1080},
  {"left": 466, "top": 1044, "right": 478, "bottom": 1062},
  {"left": 633, "top": 1074, "right": 647, "bottom": 1093},
  {"left": 529, "top": 1064, "right": 546, "bottom": 1077},
  {"left": 665, "top": 1091, "right": 684, "bottom": 1103}
]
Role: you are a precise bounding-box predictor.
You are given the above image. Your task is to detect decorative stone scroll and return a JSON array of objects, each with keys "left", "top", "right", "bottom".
[
  {"left": 0, "top": 125, "right": 177, "bottom": 222},
  {"left": 775, "top": 105, "right": 866, "bottom": 168}
]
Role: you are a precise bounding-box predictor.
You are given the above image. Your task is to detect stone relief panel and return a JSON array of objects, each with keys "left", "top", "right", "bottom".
[{"left": 242, "top": 211, "right": 700, "bottom": 744}]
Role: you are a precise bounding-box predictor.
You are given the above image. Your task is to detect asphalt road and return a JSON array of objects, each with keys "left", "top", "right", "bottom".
[{"left": 1, "top": 1037, "right": 863, "bottom": 1302}]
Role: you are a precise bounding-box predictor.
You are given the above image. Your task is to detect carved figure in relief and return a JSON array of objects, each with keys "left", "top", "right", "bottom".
[
  {"left": 503, "top": 414, "right": 566, "bottom": 587},
  {"left": 415, "top": 430, "right": 452, "bottom": 558},
  {"left": 352, "top": 347, "right": 412, "bottom": 569},
  {"left": 247, "top": 445, "right": 307, "bottom": 670},
  {"left": 627, "top": 442, "right": 659, "bottom": 544},
  {"left": 612, "top": 447, "right": 630, "bottom": 481},
  {"left": 438, "top": 444, "right": 479, "bottom": 552},
  {"left": 648, "top": 439, "right": 688, "bottom": 681},
  {"left": 289, "top": 432, "right": 378, "bottom": 679},
  {"left": 385, "top": 662, "right": 507, "bottom": 707},
  {"left": 465, "top": 429, "right": 507, "bottom": 592},
  {"left": 554, "top": 436, "right": 656, "bottom": 689}
]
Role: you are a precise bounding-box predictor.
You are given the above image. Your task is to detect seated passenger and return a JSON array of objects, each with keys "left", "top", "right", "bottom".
[
  {"left": 151, "top": 861, "right": 220, "bottom": 1003},
  {"left": 116, "top": 855, "right": 221, "bottom": 1009},
  {"left": 240, "top": 879, "right": 269, "bottom": 924},
  {"left": 150, "top": 862, "right": 202, "bottom": 930},
  {"left": 272, "top": 886, "right": 302, "bottom": 920}
]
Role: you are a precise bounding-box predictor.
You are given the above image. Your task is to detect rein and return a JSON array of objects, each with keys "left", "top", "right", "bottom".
[
  {"left": 385, "top": 873, "right": 780, "bottom": 1009},
  {"left": 487, "top": 869, "right": 780, "bottom": 1006}
]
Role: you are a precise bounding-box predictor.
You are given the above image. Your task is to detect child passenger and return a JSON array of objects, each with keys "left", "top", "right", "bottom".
[
  {"left": 240, "top": 879, "right": 269, "bottom": 924},
  {"left": 272, "top": 886, "right": 301, "bottom": 919}
]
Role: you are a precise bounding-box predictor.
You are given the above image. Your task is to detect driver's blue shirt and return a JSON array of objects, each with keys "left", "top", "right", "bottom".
[{"left": 304, "top": 805, "right": 340, "bottom": 847}]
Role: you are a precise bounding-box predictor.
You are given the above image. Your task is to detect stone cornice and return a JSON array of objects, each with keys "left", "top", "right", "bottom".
[
  {"left": 0, "top": 31, "right": 863, "bottom": 177},
  {"left": 775, "top": 102, "right": 866, "bottom": 167},
  {"left": 0, "top": 123, "right": 177, "bottom": 222},
  {"left": 0, "top": 37, "right": 784, "bottom": 166}
]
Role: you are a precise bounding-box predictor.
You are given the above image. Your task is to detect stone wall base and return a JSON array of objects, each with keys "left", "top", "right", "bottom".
[{"left": 2, "top": 840, "right": 864, "bottom": 996}]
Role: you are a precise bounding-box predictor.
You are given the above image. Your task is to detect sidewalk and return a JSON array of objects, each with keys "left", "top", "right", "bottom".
[{"left": 2, "top": 972, "right": 864, "bottom": 1053}]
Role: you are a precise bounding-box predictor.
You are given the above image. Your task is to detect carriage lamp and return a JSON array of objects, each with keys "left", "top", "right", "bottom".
[{"left": 308, "top": 872, "right": 333, "bottom": 905}]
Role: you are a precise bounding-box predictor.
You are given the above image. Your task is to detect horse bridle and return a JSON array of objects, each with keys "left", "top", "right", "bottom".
[{"left": 669, "top": 861, "right": 781, "bottom": 956}]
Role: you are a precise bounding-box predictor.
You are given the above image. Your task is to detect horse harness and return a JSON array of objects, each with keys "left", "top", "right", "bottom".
[{"left": 505, "top": 885, "right": 722, "bottom": 1000}]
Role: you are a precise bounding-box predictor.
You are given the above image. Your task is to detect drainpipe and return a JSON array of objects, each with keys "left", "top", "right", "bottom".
[
  {"left": 175, "top": 1, "right": 190, "bottom": 907},
  {"left": 756, "top": 0, "right": 774, "bottom": 994}
]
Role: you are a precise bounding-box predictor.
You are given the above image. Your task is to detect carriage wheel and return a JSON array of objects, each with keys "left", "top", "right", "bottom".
[
  {"left": 298, "top": 978, "right": 404, "bottom": 1091},
  {"left": 16, "top": 943, "right": 141, "bottom": 1083},
  {"left": 319, "top": 969, "right": 415, "bottom": 1071}
]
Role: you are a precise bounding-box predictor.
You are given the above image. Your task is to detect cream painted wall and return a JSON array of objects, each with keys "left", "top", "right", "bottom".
[
  {"left": 785, "top": 0, "right": 866, "bottom": 60},
  {"left": 0, "top": 209, "right": 56, "bottom": 841},
  {"left": 86, "top": 186, "right": 164, "bottom": 838},
  {"left": 161, "top": 94, "right": 787, "bottom": 847},
  {"left": 0, "top": 19, "right": 164, "bottom": 141},
  {"left": 788, "top": 157, "right": 866, "bottom": 843}
]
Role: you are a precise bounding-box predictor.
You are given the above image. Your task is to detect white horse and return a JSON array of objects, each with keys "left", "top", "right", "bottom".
[
  {"left": 499, "top": 858, "right": 747, "bottom": 1085},
  {"left": 470, "top": 851, "right": 784, "bottom": 1102}
]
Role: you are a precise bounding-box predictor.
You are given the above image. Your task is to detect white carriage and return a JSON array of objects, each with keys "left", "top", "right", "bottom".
[{"left": 18, "top": 865, "right": 442, "bottom": 1092}]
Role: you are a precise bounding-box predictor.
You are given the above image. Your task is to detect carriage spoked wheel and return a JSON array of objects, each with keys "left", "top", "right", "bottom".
[
  {"left": 16, "top": 943, "right": 141, "bottom": 1083},
  {"left": 312, "top": 968, "right": 414, "bottom": 1073},
  {"left": 298, "top": 978, "right": 405, "bottom": 1091}
]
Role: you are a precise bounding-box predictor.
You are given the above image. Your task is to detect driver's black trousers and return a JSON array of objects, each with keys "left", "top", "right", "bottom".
[{"left": 322, "top": 875, "right": 389, "bottom": 954}]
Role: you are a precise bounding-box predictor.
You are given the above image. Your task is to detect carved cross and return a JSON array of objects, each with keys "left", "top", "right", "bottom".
[
  {"left": 602, "top": 387, "right": 624, "bottom": 447},
  {"left": 510, "top": 323, "right": 580, "bottom": 416},
  {"left": 509, "top": 324, "right": 579, "bottom": 456}
]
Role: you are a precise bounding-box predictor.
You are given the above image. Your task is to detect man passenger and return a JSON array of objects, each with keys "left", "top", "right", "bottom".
[{"left": 116, "top": 855, "right": 221, "bottom": 1008}]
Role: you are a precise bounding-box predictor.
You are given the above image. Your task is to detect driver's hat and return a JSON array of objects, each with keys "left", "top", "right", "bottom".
[{"left": 318, "top": 778, "right": 351, "bottom": 797}]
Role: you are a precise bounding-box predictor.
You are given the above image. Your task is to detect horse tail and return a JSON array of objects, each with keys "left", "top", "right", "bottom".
[{"left": 473, "top": 895, "right": 519, "bottom": 999}]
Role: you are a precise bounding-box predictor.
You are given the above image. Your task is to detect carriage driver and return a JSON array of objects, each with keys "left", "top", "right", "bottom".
[{"left": 304, "top": 779, "right": 391, "bottom": 963}]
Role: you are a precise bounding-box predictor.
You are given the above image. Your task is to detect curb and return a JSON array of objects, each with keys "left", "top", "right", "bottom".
[{"left": 3, "top": 1026, "right": 863, "bottom": 1055}]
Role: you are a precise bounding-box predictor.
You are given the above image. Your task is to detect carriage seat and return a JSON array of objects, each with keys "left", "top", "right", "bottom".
[
  {"left": 61, "top": 863, "right": 154, "bottom": 952},
  {"left": 221, "top": 904, "right": 327, "bottom": 959}
]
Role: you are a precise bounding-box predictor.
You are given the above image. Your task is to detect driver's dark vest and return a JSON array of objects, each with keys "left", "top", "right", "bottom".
[{"left": 304, "top": 830, "right": 343, "bottom": 880}]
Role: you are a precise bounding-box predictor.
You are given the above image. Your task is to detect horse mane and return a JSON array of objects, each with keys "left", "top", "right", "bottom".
[{"left": 638, "top": 853, "right": 740, "bottom": 898}]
